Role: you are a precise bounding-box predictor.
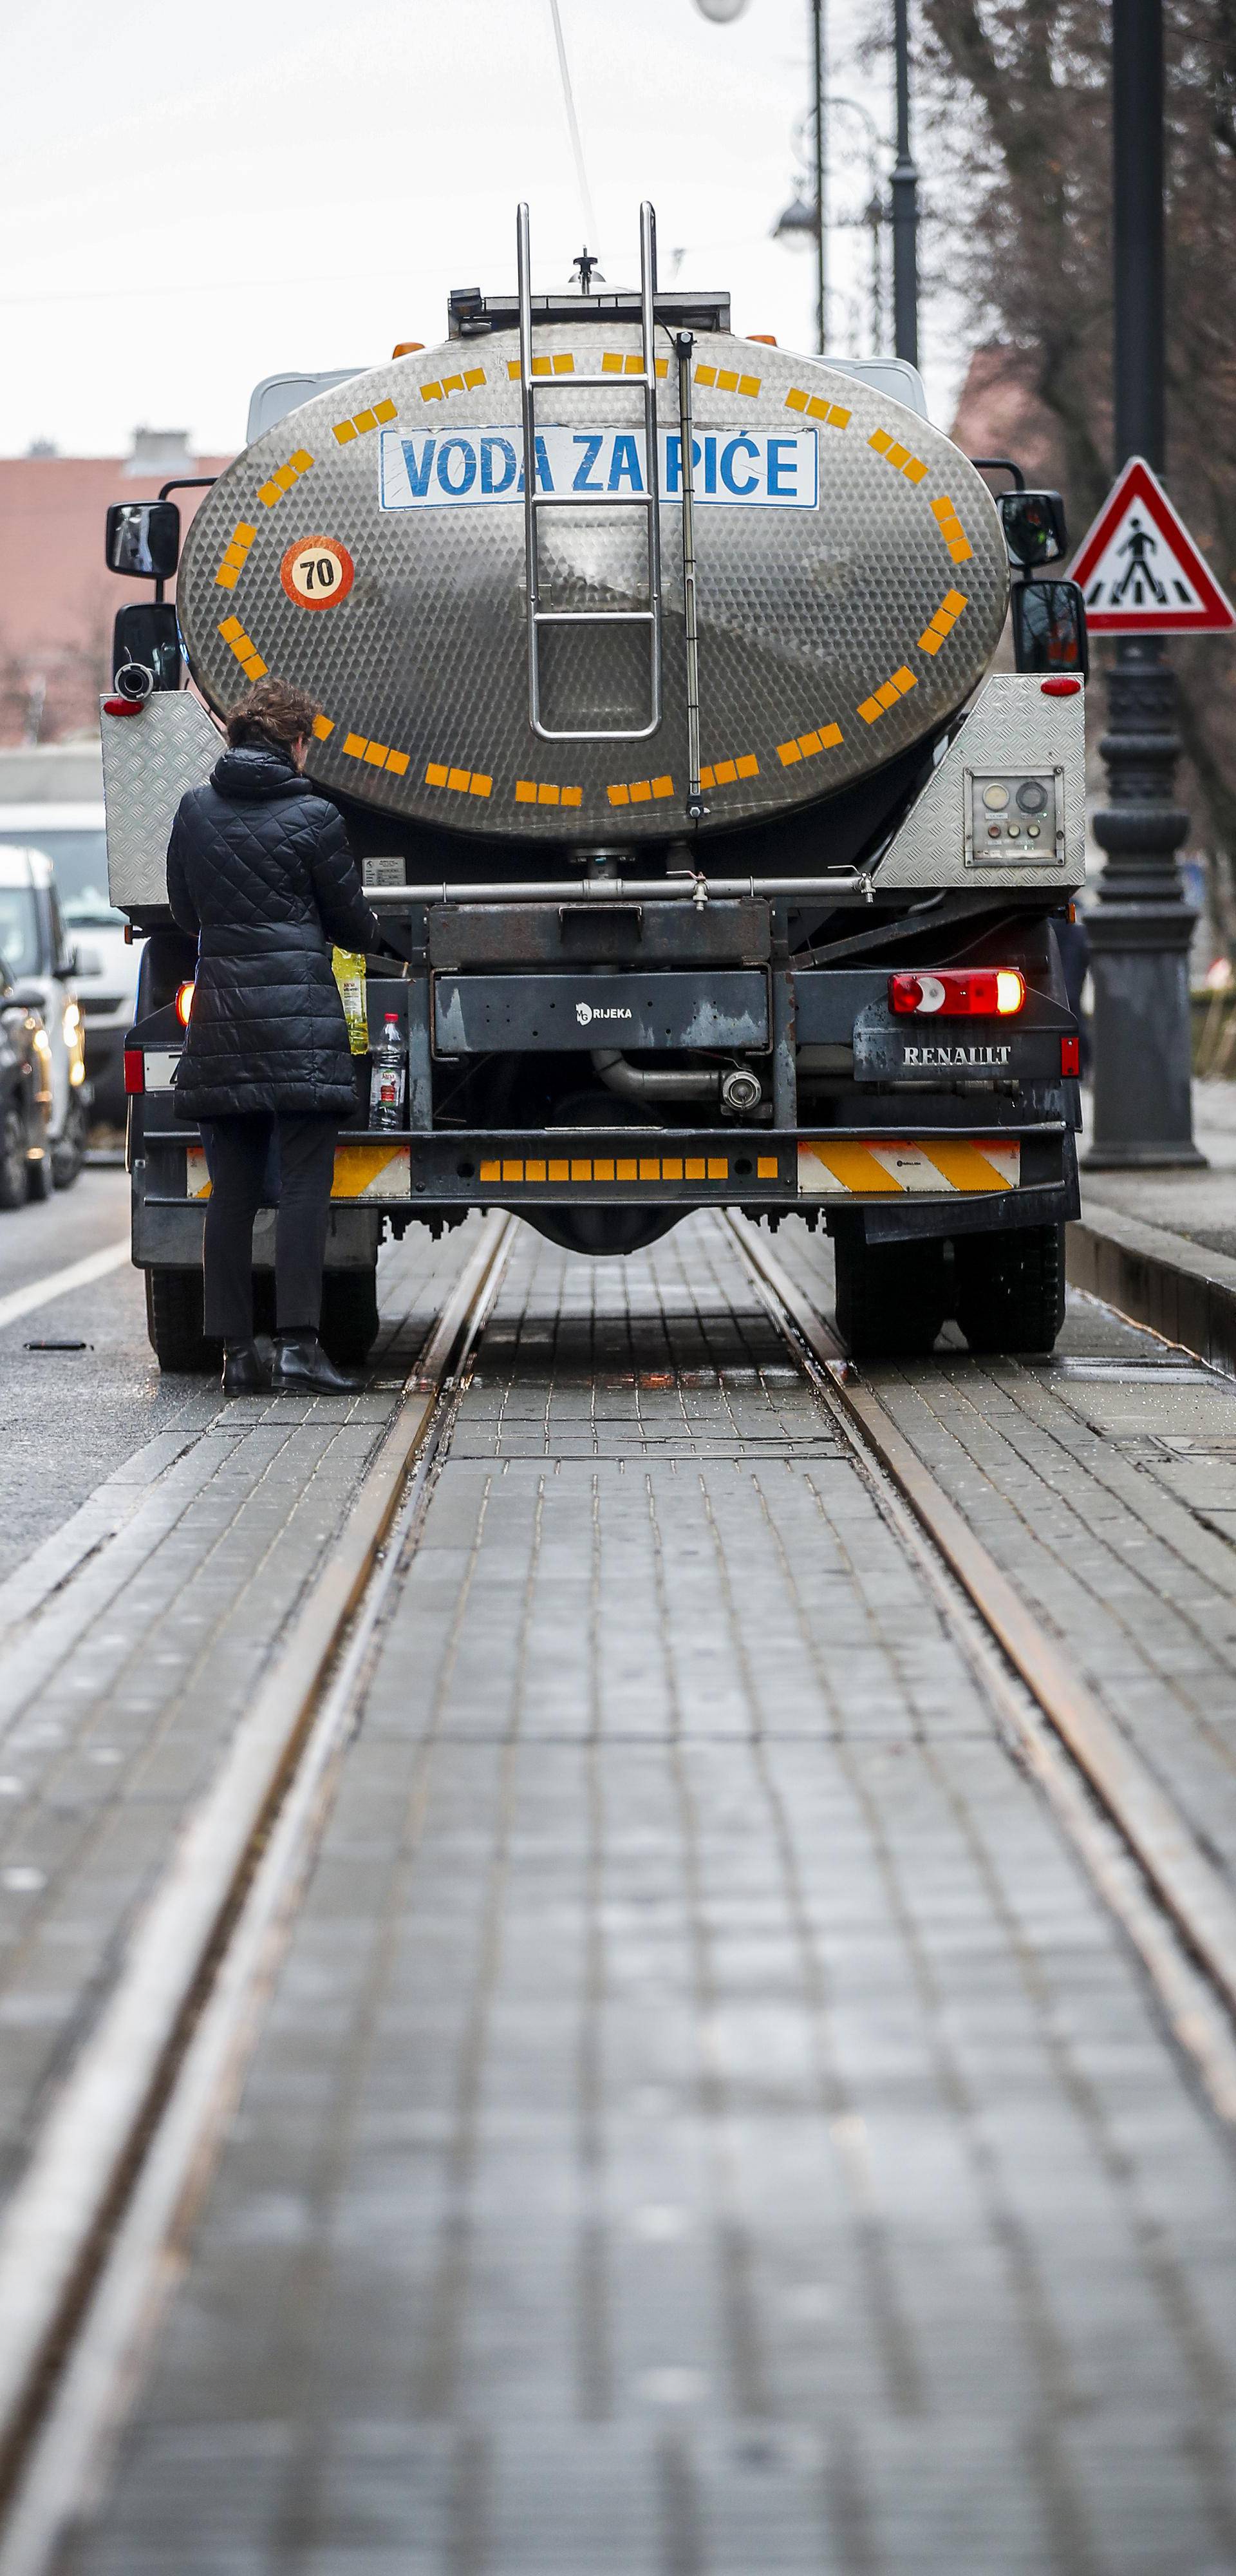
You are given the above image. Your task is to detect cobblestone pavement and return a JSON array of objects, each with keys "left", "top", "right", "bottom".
[
  {"left": 0, "top": 1216, "right": 483, "bottom": 2219},
  {"left": 777, "top": 1222, "right": 1236, "bottom": 1893},
  {"left": 61, "top": 1218, "right": 1236, "bottom": 2576}
]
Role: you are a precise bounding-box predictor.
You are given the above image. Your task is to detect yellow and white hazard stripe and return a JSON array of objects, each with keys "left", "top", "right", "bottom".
[
  {"left": 185, "top": 1145, "right": 411, "bottom": 1202},
  {"left": 797, "top": 1139, "right": 1020, "bottom": 1197}
]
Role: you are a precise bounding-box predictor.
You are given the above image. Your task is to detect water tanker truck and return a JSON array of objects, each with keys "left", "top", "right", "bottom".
[{"left": 104, "top": 204, "right": 1088, "bottom": 1370}]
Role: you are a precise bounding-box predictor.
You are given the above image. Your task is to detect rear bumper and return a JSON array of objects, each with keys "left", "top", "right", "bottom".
[{"left": 130, "top": 1119, "right": 1078, "bottom": 1265}]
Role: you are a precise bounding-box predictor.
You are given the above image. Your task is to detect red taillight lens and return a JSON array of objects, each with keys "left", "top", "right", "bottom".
[
  {"left": 889, "top": 969, "right": 1026, "bottom": 1018},
  {"left": 174, "top": 980, "right": 195, "bottom": 1027},
  {"left": 1041, "top": 677, "right": 1082, "bottom": 696},
  {"left": 1061, "top": 1034, "right": 1080, "bottom": 1077},
  {"left": 123, "top": 1047, "right": 144, "bottom": 1095}
]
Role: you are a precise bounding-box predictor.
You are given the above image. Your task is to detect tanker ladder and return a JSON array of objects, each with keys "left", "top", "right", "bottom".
[{"left": 517, "top": 198, "right": 663, "bottom": 744}]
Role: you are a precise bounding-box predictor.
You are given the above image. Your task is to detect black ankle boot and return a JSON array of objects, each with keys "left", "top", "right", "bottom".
[
  {"left": 272, "top": 1332, "right": 364, "bottom": 1396},
  {"left": 221, "top": 1341, "right": 272, "bottom": 1396}
]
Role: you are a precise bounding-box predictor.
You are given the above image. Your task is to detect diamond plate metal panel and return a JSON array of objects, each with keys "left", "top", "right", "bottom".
[
  {"left": 874, "top": 675, "right": 1086, "bottom": 889},
  {"left": 176, "top": 330, "right": 1009, "bottom": 855},
  {"left": 102, "top": 693, "right": 223, "bottom": 911}
]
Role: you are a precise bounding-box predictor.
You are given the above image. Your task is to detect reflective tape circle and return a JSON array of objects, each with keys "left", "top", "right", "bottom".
[{"left": 280, "top": 535, "right": 355, "bottom": 611}]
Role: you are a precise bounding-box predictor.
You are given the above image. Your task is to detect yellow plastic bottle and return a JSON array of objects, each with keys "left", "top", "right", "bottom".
[{"left": 332, "top": 949, "right": 370, "bottom": 1055}]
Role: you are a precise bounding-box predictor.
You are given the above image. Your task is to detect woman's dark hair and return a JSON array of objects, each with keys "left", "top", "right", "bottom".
[{"left": 225, "top": 677, "right": 321, "bottom": 752}]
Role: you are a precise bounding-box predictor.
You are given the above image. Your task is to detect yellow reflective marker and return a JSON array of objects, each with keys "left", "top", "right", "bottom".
[
  {"left": 931, "top": 495, "right": 974, "bottom": 564},
  {"left": 426, "top": 762, "right": 493, "bottom": 799},
  {"left": 258, "top": 451, "right": 314, "bottom": 504},
  {"left": 217, "top": 620, "right": 267, "bottom": 681},
  {"left": 776, "top": 723, "right": 842, "bottom": 765},
  {"left": 857, "top": 668, "right": 917, "bottom": 725}
]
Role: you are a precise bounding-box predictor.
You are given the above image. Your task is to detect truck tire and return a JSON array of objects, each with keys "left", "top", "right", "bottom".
[
  {"left": 832, "top": 1228, "right": 948, "bottom": 1359},
  {"left": 145, "top": 1268, "right": 218, "bottom": 1373},
  {"left": 0, "top": 1105, "right": 27, "bottom": 1211},
  {"left": 319, "top": 1269, "right": 380, "bottom": 1365},
  {"left": 954, "top": 1222, "right": 1066, "bottom": 1356}
]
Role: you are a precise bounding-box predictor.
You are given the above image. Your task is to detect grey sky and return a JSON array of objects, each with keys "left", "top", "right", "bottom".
[{"left": 0, "top": 0, "right": 960, "bottom": 459}]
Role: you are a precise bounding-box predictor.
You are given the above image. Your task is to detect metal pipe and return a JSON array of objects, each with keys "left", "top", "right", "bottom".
[
  {"left": 677, "top": 331, "right": 703, "bottom": 822},
  {"left": 639, "top": 197, "right": 664, "bottom": 737},
  {"left": 516, "top": 202, "right": 539, "bottom": 739},
  {"left": 591, "top": 1046, "right": 718, "bottom": 1101},
  {"left": 891, "top": 0, "right": 919, "bottom": 368},
  {"left": 365, "top": 873, "right": 874, "bottom": 906}
]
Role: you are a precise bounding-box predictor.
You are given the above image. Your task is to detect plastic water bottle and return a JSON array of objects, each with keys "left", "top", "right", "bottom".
[{"left": 370, "top": 1012, "right": 406, "bottom": 1130}]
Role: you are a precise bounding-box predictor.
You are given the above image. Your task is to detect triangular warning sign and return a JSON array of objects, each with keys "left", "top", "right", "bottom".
[{"left": 1069, "top": 456, "right": 1235, "bottom": 633}]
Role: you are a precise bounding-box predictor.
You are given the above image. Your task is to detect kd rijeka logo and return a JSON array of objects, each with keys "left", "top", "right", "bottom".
[{"left": 575, "top": 1001, "right": 632, "bottom": 1027}]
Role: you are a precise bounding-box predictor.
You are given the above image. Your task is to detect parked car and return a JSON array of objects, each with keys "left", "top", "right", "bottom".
[
  {"left": 0, "top": 847, "right": 88, "bottom": 1187},
  {"left": 0, "top": 805, "right": 138, "bottom": 1125},
  {"left": 0, "top": 950, "right": 52, "bottom": 1208}
]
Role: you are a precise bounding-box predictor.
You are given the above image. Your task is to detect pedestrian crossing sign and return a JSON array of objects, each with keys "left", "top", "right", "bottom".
[{"left": 1069, "top": 455, "right": 1235, "bottom": 632}]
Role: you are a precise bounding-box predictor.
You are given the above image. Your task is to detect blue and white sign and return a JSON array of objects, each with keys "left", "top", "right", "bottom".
[{"left": 379, "top": 425, "right": 818, "bottom": 511}]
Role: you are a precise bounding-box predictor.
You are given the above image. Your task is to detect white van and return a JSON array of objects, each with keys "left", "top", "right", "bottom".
[
  {"left": 0, "top": 846, "right": 88, "bottom": 1186},
  {"left": 0, "top": 802, "right": 137, "bottom": 1126}
]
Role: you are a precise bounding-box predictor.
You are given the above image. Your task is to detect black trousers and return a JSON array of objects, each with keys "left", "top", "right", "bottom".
[{"left": 200, "top": 1112, "right": 339, "bottom": 1343}]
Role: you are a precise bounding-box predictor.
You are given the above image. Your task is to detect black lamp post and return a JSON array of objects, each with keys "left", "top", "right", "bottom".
[
  {"left": 1083, "top": 0, "right": 1203, "bottom": 1168},
  {"left": 891, "top": 0, "right": 919, "bottom": 366}
]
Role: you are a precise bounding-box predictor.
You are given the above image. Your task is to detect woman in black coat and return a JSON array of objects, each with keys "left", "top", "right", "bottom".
[{"left": 167, "top": 677, "right": 385, "bottom": 1396}]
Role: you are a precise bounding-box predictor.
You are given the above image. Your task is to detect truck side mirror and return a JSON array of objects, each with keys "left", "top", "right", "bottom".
[
  {"left": 111, "top": 601, "right": 183, "bottom": 692},
  {"left": 1011, "top": 577, "right": 1089, "bottom": 679},
  {"left": 105, "top": 499, "right": 182, "bottom": 581},
  {"left": 998, "top": 489, "right": 1068, "bottom": 569}
]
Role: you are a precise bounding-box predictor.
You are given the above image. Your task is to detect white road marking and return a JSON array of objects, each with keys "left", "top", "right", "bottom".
[{"left": 0, "top": 1242, "right": 129, "bottom": 1335}]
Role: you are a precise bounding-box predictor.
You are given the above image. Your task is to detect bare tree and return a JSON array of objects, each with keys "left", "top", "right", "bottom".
[{"left": 918, "top": 0, "right": 1236, "bottom": 857}]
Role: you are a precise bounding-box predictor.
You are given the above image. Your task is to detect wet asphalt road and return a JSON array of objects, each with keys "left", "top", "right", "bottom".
[{"left": 0, "top": 1167, "right": 221, "bottom": 1587}]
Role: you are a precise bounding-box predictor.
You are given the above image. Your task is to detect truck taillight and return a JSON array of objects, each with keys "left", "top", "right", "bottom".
[
  {"left": 175, "top": 980, "right": 195, "bottom": 1026},
  {"left": 1062, "top": 1034, "right": 1080, "bottom": 1076},
  {"left": 889, "top": 969, "right": 1026, "bottom": 1018},
  {"left": 124, "top": 1048, "right": 144, "bottom": 1095}
]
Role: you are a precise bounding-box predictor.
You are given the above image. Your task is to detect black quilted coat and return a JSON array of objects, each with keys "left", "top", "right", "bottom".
[{"left": 166, "top": 743, "right": 382, "bottom": 1118}]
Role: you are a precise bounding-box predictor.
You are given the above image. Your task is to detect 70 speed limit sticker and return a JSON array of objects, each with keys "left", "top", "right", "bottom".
[{"left": 280, "top": 535, "right": 355, "bottom": 611}]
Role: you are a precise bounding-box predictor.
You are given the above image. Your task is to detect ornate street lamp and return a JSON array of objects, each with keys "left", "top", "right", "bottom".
[{"left": 694, "top": 0, "right": 827, "bottom": 354}]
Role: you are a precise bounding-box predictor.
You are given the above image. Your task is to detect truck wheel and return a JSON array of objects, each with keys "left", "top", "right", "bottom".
[
  {"left": 319, "top": 1269, "right": 380, "bottom": 1365},
  {"left": 145, "top": 1269, "right": 218, "bottom": 1373},
  {"left": 954, "top": 1223, "right": 1066, "bottom": 1356},
  {"left": 832, "top": 1227, "right": 948, "bottom": 1359},
  {"left": 25, "top": 1150, "right": 52, "bottom": 1204},
  {"left": 0, "top": 1106, "right": 27, "bottom": 1211}
]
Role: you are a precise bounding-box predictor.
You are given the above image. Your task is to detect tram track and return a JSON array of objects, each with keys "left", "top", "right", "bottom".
[
  {"left": 726, "top": 1211, "right": 1236, "bottom": 2132},
  {"left": 6, "top": 1208, "right": 1236, "bottom": 2568},
  {"left": 0, "top": 1212, "right": 514, "bottom": 2575}
]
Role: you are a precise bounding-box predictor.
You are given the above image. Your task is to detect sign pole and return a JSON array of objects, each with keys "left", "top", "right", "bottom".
[
  {"left": 891, "top": 0, "right": 919, "bottom": 368},
  {"left": 1083, "top": 0, "right": 1204, "bottom": 1168},
  {"left": 811, "top": 0, "right": 827, "bottom": 354}
]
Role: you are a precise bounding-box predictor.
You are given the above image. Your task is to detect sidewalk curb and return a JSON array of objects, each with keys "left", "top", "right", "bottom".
[{"left": 1068, "top": 1203, "right": 1236, "bottom": 1378}]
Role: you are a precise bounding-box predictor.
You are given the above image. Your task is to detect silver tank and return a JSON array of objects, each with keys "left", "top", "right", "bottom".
[{"left": 176, "top": 328, "right": 1007, "bottom": 849}]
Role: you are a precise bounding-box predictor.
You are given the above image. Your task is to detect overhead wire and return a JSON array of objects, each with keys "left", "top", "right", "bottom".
[{"left": 546, "top": 0, "right": 601, "bottom": 256}]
